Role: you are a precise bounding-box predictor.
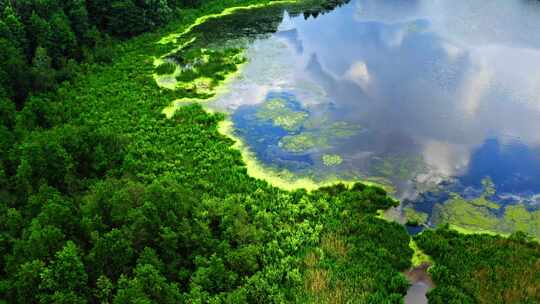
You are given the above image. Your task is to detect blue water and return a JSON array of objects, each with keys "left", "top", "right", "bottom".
[{"left": 210, "top": 0, "right": 540, "bottom": 227}]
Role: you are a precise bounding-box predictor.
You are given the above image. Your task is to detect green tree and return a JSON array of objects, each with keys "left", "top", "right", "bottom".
[
  {"left": 86, "top": 229, "right": 135, "bottom": 281},
  {"left": 27, "top": 12, "right": 52, "bottom": 55},
  {"left": 95, "top": 275, "right": 114, "bottom": 304},
  {"left": 0, "top": 38, "right": 29, "bottom": 102},
  {"left": 2, "top": 5, "right": 27, "bottom": 55},
  {"left": 39, "top": 241, "right": 88, "bottom": 304},
  {"left": 107, "top": 1, "right": 146, "bottom": 36},
  {"left": 11, "top": 260, "right": 46, "bottom": 304},
  {"left": 47, "top": 12, "right": 77, "bottom": 65},
  {"left": 66, "top": 0, "right": 89, "bottom": 41},
  {"left": 113, "top": 263, "right": 182, "bottom": 304},
  {"left": 31, "top": 46, "right": 56, "bottom": 92}
]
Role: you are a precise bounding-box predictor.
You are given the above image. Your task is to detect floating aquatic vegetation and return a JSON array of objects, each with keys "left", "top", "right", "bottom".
[
  {"left": 481, "top": 176, "right": 496, "bottom": 197},
  {"left": 255, "top": 97, "right": 308, "bottom": 131},
  {"left": 249, "top": 93, "right": 361, "bottom": 155},
  {"left": 501, "top": 204, "right": 540, "bottom": 238},
  {"left": 280, "top": 132, "right": 323, "bottom": 152},
  {"left": 403, "top": 206, "right": 428, "bottom": 226},
  {"left": 432, "top": 194, "right": 500, "bottom": 231},
  {"left": 322, "top": 154, "right": 343, "bottom": 166},
  {"left": 370, "top": 154, "right": 428, "bottom": 182},
  {"left": 217, "top": 118, "right": 360, "bottom": 191},
  {"left": 278, "top": 123, "right": 360, "bottom": 153},
  {"left": 429, "top": 182, "right": 540, "bottom": 239},
  {"left": 322, "top": 121, "right": 360, "bottom": 137},
  {"left": 156, "top": 48, "right": 246, "bottom": 95}
]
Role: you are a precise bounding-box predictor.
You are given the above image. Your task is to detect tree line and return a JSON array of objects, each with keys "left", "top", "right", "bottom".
[{"left": 0, "top": 0, "right": 209, "bottom": 106}]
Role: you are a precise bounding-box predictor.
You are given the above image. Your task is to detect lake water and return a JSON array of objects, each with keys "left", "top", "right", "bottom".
[{"left": 202, "top": 0, "right": 540, "bottom": 238}]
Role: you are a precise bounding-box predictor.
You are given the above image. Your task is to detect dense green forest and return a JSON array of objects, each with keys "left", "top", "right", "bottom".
[
  {"left": 0, "top": 0, "right": 208, "bottom": 105},
  {"left": 0, "top": 0, "right": 539, "bottom": 303}
]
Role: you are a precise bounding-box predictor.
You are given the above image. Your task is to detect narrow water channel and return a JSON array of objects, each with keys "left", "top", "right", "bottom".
[{"left": 404, "top": 263, "right": 434, "bottom": 304}]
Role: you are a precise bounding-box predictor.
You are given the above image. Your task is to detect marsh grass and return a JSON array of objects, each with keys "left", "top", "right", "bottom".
[{"left": 303, "top": 245, "right": 347, "bottom": 304}]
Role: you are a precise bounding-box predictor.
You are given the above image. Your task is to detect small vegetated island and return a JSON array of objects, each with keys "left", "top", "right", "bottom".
[{"left": 0, "top": 0, "right": 538, "bottom": 303}]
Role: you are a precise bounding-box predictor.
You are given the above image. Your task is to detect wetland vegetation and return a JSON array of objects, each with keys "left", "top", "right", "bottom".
[{"left": 0, "top": 0, "right": 539, "bottom": 303}]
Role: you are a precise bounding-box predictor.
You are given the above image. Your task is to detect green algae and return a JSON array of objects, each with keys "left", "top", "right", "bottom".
[
  {"left": 255, "top": 98, "right": 308, "bottom": 131},
  {"left": 371, "top": 154, "right": 428, "bottom": 181},
  {"left": 218, "top": 119, "right": 365, "bottom": 191},
  {"left": 403, "top": 206, "right": 428, "bottom": 226},
  {"left": 433, "top": 192, "right": 540, "bottom": 239},
  {"left": 255, "top": 99, "right": 361, "bottom": 153},
  {"left": 427, "top": 176, "right": 540, "bottom": 238},
  {"left": 323, "top": 121, "right": 360, "bottom": 138},
  {"left": 278, "top": 122, "right": 360, "bottom": 153},
  {"left": 481, "top": 177, "right": 496, "bottom": 197},
  {"left": 501, "top": 204, "right": 540, "bottom": 238},
  {"left": 469, "top": 195, "right": 500, "bottom": 210},
  {"left": 280, "top": 133, "right": 326, "bottom": 152},
  {"left": 322, "top": 154, "right": 343, "bottom": 166},
  {"left": 432, "top": 195, "right": 500, "bottom": 232}
]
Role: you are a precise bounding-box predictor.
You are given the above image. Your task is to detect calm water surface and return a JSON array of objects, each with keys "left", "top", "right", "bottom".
[{"left": 209, "top": 0, "right": 540, "bottom": 229}]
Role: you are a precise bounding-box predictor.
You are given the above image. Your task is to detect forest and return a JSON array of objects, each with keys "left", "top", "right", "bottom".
[{"left": 0, "top": 0, "right": 539, "bottom": 303}]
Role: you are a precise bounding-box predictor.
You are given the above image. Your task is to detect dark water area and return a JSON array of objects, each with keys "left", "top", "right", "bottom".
[{"left": 207, "top": 0, "right": 540, "bottom": 237}]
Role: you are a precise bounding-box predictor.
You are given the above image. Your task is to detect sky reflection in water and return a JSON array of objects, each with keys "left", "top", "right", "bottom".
[{"left": 210, "top": 0, "right": 540, "bottom": 209}]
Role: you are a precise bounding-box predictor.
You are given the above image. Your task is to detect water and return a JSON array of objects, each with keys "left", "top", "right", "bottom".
[
  {"left": 404, "top": 263, "right": 434, "bottom": 304},
  {"left": 204, "top": 0, "right": 540, "bottom": 236}
]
